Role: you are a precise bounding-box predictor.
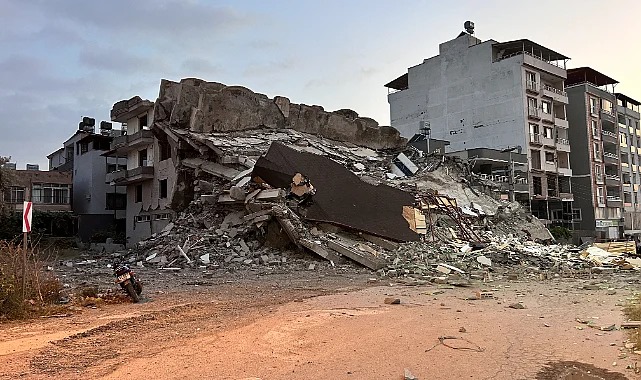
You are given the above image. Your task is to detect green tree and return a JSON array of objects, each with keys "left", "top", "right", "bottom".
[{"left": 0, "top": 156, "right": 14, "bottom": 212}]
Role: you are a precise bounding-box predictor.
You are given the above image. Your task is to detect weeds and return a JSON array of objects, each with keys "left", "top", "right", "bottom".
[{"left": 0, "top": 241, "right": 63, "bottom": 320}]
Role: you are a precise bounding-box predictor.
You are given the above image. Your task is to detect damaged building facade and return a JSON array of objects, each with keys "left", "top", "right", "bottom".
[
  {"left": 112, "top": 78, "right": 407, "bottom": 246},
  {"left": 385, "top": 30, "right": 575, "bottom": 230}
]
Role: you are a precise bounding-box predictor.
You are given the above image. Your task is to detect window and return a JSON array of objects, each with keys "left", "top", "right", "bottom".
[
  {"left": 32, "top": 183, "right": 70, "bottom": 204},
  {"left": 159, "top": 179, "right": 168, "bottom": 199},
  {"left": 155, "top": 213, "right": 171, "bottom": 220},
  {"left": 545, "top": 152, "right": 555, "bottom": 164},
  {"left": 541, "top": 101, "right": 552, "bottom": 114},
  {"left": 572, "top": 208, "right": 582, "bottom": 221},
  {"left": 135, "top": 185, "right": 143, "bottom": 203},
  {"left": 3, "top": 186, "right": 25, "bottom": 203},
  {"left": 591, "top": 120, "right": 599, "bottom": 137},
  {"left": 106, "top": 193, "right": 127, "bottom": 210},
  {"left": 593, "top": 142, "right": 601, "bottom": 160},
  {"left": 597, "top": 187, "right": 605, "bottom": 205},
  {"left": 621, "top": 134, "right": 628, "bottom": 145},
  {"left": 93, "top": 139, "right": 111, "bottom": 151},
  {"left": 532, "top": 176, "right": 543, "bottom": 196},
  {"left": 618, "top": 114, "right": 626, "bottom": 125},
  {"left": 528, "top": 97, "right": 538, "bottom": 115},
  {"left": 79, "top": 141, "right": 89, "bottom": 155},
  {"left": 526, "top": 71, "right": 537, "bottom": 90},
  {"left": 107, "top": 163, "right": 117, "bottom": 173},
  {"left": 595, "top": 164, "right": 602, "bottom": 182},
  {"left": 65, "top": 146, "right": 74, "bottom": 161},
  {"left": 590, "top": 98, "right": 599, "bottom": 114},
  {"left": 139, "top": 114, "right": 148, "bottom": 130},
  {"left": 135, "top": 215, "right": 151, "bottom": 223},
  {"left": 138, "top": 149, "right": 148, "bottom": 167},
  {"left": 159, "top": 140, "right": 171, "bottom": 161},
  {"left": 544, "top": 127, "right": 553, "bottom": 139},
  {"left": 602, "top": 99, "right": 613, "bottom": 114},
  {"left": 618, "top": 99, "right": 625, "bottom": 107},
  {"left": 625, "top": 192, "right": 632, "bottom": 204}
]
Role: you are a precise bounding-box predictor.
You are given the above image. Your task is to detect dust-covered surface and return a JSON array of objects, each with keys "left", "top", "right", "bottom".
[{"left": 1, "top": 272, "right": 640, "bottom": 380}]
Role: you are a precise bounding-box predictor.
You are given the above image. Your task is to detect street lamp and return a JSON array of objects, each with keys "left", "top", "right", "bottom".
[{"left": 501, "top": 146, "right": 522, "bottom": 202}]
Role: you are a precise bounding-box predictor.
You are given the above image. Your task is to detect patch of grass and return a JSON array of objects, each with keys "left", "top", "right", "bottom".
[{"left": 0, "top": 241, "right": 64, "bottom": 321}]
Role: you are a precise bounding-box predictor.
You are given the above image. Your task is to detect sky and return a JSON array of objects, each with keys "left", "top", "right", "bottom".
[{"left": 1, "top": 0, "right": 640, "bottom": 169}]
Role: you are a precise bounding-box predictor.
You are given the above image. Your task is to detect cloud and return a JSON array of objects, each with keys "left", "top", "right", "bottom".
[
  {"left": 78, "top": 48, "right": 164, "bottom": 74},
  {"left": 243, "top": 59, "right": 295, "bottom": 77},
  {"left": 180, "top": 58, "right": 222, "bottom": 74}
]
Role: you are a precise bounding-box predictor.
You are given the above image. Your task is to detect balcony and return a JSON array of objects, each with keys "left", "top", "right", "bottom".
[
  {"left": 556, "top": 137, "right": 571, "bottom": 152},
  {"left": 601, "top": 130, "right": 617, "bottom": 143},
  {"left": 555, "top": 117, "right": 569, "bottom": 128},
  {"left": 544, "top": 161, "right": 557, "bottom": 172},
  {"left": 110, "top": 129, "right": 154, "bottom": 153},
  {"left": 106, "top": 166, "right": 154, "bottom": 185},
  {"left": 542, "top": 84, "right": 568, "bottom": 104},
  {"left": 601, "top": 108, "right": 615, "bottom": 121},
  {"left": 528, "top": 107, "right": 540, "bottom": 120},
  {"left": 526, "top": 80, "right": 539, "bottom": 93},
  {"left": 541, "top": 135, "right": 555, "bottom": 147},
  {"left": 558, "top": 166, "right": 572, "bottom": 176},
  {"left": 605, "top": 174, "right": 621, "bottom": 186},
  {"left": 529, "top": 133, "right": 542, "bottom": 145},
  {"left": 540, "top": 110, "right": 554, "bottom": 124},
  {"left": 606, "top": 195, "right": 623, "bottom": 208},
  {"left": 111, "top": 96, "right": 154, "bottom": 123},
  {"left": 603, "top": 152, "right": 619, "bottom": 164}
]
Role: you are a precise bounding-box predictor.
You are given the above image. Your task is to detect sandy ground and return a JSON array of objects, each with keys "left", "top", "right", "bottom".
[{"left": 0, "top": 272, "right": 640, "bottom": 380}]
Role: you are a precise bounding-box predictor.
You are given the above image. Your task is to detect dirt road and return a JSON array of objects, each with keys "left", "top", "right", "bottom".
[{"left": 1, "top": 271, "right": 639, "bottom": 379}]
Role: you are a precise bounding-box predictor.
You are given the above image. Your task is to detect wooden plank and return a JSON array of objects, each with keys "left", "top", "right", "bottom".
[
  {"left": 620, "top": 321, "right": 641, "bottom": 329},
  {"left": 326, "top": 240, "right": 385, "bottom": 270}
]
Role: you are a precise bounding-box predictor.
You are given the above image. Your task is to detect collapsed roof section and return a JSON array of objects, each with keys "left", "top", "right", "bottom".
[
  {"left": 253, "top": 142, "right": 419, "bottom": 242},
  {"left": 152, "top": 78, "right": 406, "bottom": 150}
]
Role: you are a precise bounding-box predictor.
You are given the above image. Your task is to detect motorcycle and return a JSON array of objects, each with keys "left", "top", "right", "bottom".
[{"left": 113, "top": 263, "right": 143, "bottom": 303}]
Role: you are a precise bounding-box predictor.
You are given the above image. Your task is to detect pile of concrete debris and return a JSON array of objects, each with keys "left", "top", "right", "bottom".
[{"left": 123, "top": 77, "right": 641, "bottom": 280}]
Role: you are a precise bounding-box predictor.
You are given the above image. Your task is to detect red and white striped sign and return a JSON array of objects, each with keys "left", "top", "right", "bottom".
[{"left": 22, "top": 202, "right": 32, "bottom": 233}]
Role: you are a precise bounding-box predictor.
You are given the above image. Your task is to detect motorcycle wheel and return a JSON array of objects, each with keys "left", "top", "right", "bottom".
[
  {"left": 133, "top": 279, "right": 143, "bottom": 295},
  {"left": 125, "top": 282, "right": 140, "bottom": 303}
]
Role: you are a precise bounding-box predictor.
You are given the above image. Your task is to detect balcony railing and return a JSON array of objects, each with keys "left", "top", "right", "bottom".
[
  {"left": 605, "top": 174, "right": 620, "bottom": 181},
  {"left": 556, "top": 137, "right": 570, "bottom": 145},
  {"left": 607, "top": 195, "right": 622, "bottom": 202},
  {"left": 542, "top": 84, "right": 567, "bottom": 97},
  {"left": 602, "top": 130, "right": 617, "bottom": 138},
  {"left": 603, "top": 152, "right": 618, "bottom": 159},
  {"left": 602, "top": 108, "right": 615, "bottom": 117}
]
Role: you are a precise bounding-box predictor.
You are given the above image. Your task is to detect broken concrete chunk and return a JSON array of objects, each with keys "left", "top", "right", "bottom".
[
  {"left": 384, "top": 297, "right": 401, "bottom": 305},
  {"left": 353, "top": 162, "right": 366, "bottom": 171},
  {"left": 508, "top": 303, "right": 526, "bottom": 309},
  {"left": 476, "top": 255, "right": 492, "bottom": 267},
  {"left": 404, "top": 368, "right": 418, "bottom": 380},
  {"left": 229, "top": 186, "right": 246, "bottom": 200},
  {"left": 200, "top": 253, "right": 210, "bottom": 264}
]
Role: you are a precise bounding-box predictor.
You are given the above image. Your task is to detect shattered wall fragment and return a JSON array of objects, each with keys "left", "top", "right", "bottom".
[
  {"left": 153, "top": 78, "right": 406, "bottom": 150},
  {"left": 253, "top": 142, "right": 419, "bottom": 242}
]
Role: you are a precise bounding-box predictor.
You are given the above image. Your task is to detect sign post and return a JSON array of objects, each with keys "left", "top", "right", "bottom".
[{"left": 22, "top": 202, "right": 32, "bottom": 299}]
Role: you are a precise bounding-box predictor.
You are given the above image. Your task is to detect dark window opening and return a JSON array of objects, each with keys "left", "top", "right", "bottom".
[
  {"left": 138, "top": 149, "right": 148, "bottom": 167},
  {"left": 532, "top": 176, "right": 543, "bottom": 196},
  {"left": 139, "top": 114, "right": 148, "bottom": 130},
  {"left": 159, "top": 140, "right": 171, "bottom": 161},
  {"left": 135, "top": 185, "right": 143, "bottom": 203},
  {"left": 78, "top": 141, "right": 89, "bottom": 155},
  {"left": 159, "top": 179, "right": 168, "bottom": 199},
  {"left": 106, "top": 193, "right": 127, "bottom": 210}
]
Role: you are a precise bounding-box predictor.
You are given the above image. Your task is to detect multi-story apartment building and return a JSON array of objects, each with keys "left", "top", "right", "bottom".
[
  {"left": 105, "top": 96, "right": 176, "bottom": 246},
  {"left": 385, "top": 30, "right": 573, "bottom": 227},
  {"left": 48, "top": 119, "right": 127, "bottom": 241},
  {"left": 565, "top": 67, "right": 622, "bottom": 239},
  {"left": 1, "top": 164, "right": 72, "bottom": 213},
  {"left": 615, "top": 93, "right": 641, "bottom": 233}
]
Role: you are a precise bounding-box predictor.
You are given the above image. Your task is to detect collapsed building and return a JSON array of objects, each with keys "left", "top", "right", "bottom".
[{"left": 96, "top": 77, "right": 641, "bottom": 280}]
